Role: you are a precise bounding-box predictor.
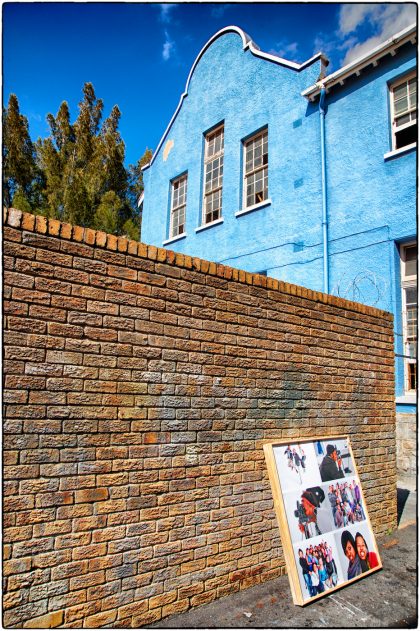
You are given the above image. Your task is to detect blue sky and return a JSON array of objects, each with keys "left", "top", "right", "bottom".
[{"left": 3, "top": 2, "right": 416, "bottom": 166}]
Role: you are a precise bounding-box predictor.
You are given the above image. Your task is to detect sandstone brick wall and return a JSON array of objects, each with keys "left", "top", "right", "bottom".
[
  {"left": 396, "top": 412, "right": 416, "bottom": 476},
  {"left": 3, "top": 208, "right": 396, "bottom": 628}
]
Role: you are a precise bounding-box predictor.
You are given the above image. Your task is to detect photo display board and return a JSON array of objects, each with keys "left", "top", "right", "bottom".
[{"left": 263, "top": 436, "right": 382, "bottom": 606}]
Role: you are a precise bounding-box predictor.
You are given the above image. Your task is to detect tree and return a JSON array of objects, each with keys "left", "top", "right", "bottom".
[
  {"left": 126, "top": 147, "right": 153, "bottom": 239},
  {"left": 93, "top": 190, "right": 122, "bottom": 234},
  {"left": 11, "top": 187, "right": 32, "bottom": 213},
  {"left": 128, "top": 148, "right": 152, "bottom": 207},
  {"left": 3, "top": 94, "right": 36, "bottom": 208},
  {"left": 5, "top": 83, "right": 151, "bottom": 240}
]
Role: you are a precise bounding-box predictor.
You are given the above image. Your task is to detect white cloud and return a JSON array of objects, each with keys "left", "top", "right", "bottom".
[
  {"left": 158, "top": 4, "right": 175, "bottom": 24},
  {"left": 269, "top": 39, "right": 299, "bottom": 60},
  {"left": 339, "top": 4, "right": 375, "bottom": 35},
  {"left": 339, "top": 4, "right": 417, "bottom": 65},
  {"left": 162, "top": 30, "right": 174, "bottom": 61},
  {"left": 312, "top": 4, "right": 416, "bottom": 71}
]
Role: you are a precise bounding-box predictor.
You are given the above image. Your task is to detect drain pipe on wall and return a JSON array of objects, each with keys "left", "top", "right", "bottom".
[{"left": 319, "top": 86, "right": 329, "bottom": 294}]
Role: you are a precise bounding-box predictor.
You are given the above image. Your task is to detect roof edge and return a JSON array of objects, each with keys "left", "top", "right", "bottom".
[
  {"left": 302, "top": 23, "right": 417, "bottom": 100},
  {"left": 142, "top": 25, "right": 328, "bottom": 172}
]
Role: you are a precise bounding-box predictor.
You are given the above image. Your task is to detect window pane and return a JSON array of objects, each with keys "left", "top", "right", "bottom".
[
  {"left": 203, "top": 126, "right": 224, "bottom": 223},
  {"left": 408, "top": 363, "right": 417, "bottom": 390},
  {"left": 405, "top": 246, "right": 417, "bottom": 277},
  {"left": 406, "top": 287, "right": 417, "bottom": 306},
  {"left": 392, "top": 75, "right": 417, "bottom": 149},
  {"left": 170, "top": 175, "right": 187, "bottom": 238},
  {"left": 394, "top": 83, "right": 408, "bottom": 100},
  {"left": 395, "top": 122, "right": 417, "bottom": 149},
  {"left": 394, "top": 96, "right": 408, "bottom": 115}
]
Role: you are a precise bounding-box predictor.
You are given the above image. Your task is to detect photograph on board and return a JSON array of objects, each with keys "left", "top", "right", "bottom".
[
  {"left": 335, "top": 522, "right": 380, "bottom": 581},
  {"left": 273, "top": 441, "right": 320, "bottom": 492},
  {"left": 315, "top": 439, "right": 354, "bottom": 482},
  {"left": 326, "top": 478, "right": 366, "bottom": 529},
  {"left": 283, "top": 484, "right": 336, "bottom": 543},
  {"left": 293, "top": 532, "right": 346, "bottom": 599}
]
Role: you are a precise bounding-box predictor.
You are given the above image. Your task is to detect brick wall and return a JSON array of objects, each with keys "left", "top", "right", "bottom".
[
  {"left": 396, "top": 412, "right": 416, "bottom": 476},
  {"left": 3, "top": 208, "right": 396, "bottom": 628}
]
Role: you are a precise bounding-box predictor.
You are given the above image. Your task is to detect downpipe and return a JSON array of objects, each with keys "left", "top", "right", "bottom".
[{"left": 319, "top": 87, "right": 329, "bottom": 294}]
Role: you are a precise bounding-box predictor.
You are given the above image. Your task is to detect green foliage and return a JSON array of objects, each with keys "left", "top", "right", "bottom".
[
  {"left": 122, "top": 217, "right": 140, "bottom": 242},
  {"left": 3, "top": 94, "right": 37, "bottom": 207},
  {"left": 11, "top": 187, "right": 32, "bottom": 213},
  {"left": 94, "top": 191, "right": 122, "bottom": 234},
  {"left": 3, "top": 85, "right": 151, "bottom": 239}
]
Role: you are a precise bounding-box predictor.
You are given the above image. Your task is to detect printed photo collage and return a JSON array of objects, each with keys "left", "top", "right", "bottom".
[{"left": 273, "top": 439, "right": 380, "bottom": 602}]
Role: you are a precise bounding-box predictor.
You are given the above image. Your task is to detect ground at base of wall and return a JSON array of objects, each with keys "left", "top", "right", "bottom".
[{"left": 152, "top": 523, "right": 417, "bottom": 629}]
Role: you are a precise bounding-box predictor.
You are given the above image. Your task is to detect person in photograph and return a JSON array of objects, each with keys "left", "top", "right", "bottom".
[
  {"left": 319, "top": 444, "right": 345, "bottom": 482},
  {"left": 342, "top": 500, "right": 354, "bottom": 525},
  {"left": 298, "top": 549, "right": 312, "bottom": 593},
  {"left": 306, "top": 546, "right": 316, "bottom": 571},
  {"left": 317, "top": 557, "right": 328, "bottom": 590},
  {"left": 309, "top": 563, "right": 324, "bottom": 596},
  {"left": 348, "top": 481, "right": 356, "bottom": 503},
  {"left": 300, "top": 447, "right": 306, "bottom": 471},
  {"left": 354, "top": 501, "right": 365, "bottom": 522},
  {"left": 328, "top": 485, "right": 337, "bottom": 514},
  {"left": 325, "top": 550, "right": 338, "bottom": 587},
  {"left": 334, "top": 500, "right": 344, "bottom": 528},
  {"left": 285, "top": 445, "right": 294, "bottom": 470},
  {"left": 355, "top": 532, "right": 379, "bottom": 571},
  {"left": 342, "top": 482, "right": 352, "bottom": 504},
  {"left": 295, "top": 487, "right": 325, "bottom": 539},
  {"left": 341, "top": 530, "right": 362, "bottom": 579}
]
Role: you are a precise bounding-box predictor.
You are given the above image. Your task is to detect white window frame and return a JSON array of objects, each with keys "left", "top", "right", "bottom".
[
  {"left": 242, "top": 128, "right": 268, "bottom": 209},
  {"left": 400, "top": 242, "right": 417, "bottom": 394},
  {"left": 169, "top": 173, "right": 187, "bottom": 239},
  {"left": 390, "top": 71, "right": 417, "bottom": 151},
  {"left": 202, "top": 124, "right": 224, "bottom": 226}
]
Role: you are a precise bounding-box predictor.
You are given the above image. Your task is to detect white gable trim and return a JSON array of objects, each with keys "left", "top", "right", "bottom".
[{"left": 142, "top": 26, "right": 327, "bottom": 171}]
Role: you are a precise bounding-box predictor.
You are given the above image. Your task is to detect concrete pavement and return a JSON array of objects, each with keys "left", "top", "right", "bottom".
[{"left": 152, "top": 481, "right": 417, "bottom": 628}]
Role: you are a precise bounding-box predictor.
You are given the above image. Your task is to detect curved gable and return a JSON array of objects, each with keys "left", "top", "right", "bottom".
[{"left": 143, "top": 26, "right": 327, "bottom": 170}]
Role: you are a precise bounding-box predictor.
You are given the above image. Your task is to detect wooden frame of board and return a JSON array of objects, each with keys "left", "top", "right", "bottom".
[{"left": 263, "top": 436, "right": 382, "bottom": 606}]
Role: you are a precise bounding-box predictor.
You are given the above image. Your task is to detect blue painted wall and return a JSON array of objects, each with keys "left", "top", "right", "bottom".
[{"left": 142, "top": 29, "right": 416, "bottom": 404}]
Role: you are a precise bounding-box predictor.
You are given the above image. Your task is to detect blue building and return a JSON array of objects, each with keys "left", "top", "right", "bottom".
[{"left": 141, "top": 25, "right": 417, "bottom": 457}]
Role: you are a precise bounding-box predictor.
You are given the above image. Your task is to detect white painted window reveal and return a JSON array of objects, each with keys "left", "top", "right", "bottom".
[
  {"left": 243, "top": 128, "right": 268, "bottom": 208},
  {"left": 203, "top": 125, "right": 224, "bottom": 225},
  {"left": 170, "top": 174, "right": 187, "bottom": 238},
  {"left": 400, "top": 242, "right": 417, "bottom": 393},
  {"left": 390, "top": 72, "right": 417, "bottom": 150}
]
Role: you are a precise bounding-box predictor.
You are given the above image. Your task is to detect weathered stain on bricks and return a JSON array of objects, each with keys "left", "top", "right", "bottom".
[{"left": 3, "top": 208, "right": 396, "bottom": 628}]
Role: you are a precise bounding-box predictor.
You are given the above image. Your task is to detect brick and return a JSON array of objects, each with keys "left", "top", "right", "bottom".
[
  {"left": 74, "top": 488, "right": 109, "bottom": 503},
  {"left": 8, "top": 207, "right": 23, "bottom": 227},
  {"left": 22, "top": 212, "right": 36, "bottom": 231},
  {"left": 35, "top": 214, "right": 48, "bottom": 233},
  {"left": 85, "top": 610, "right": 117, "bottom": 627},
  {"left": 23, "top": 610, "right": 64, "bottom": 628}
]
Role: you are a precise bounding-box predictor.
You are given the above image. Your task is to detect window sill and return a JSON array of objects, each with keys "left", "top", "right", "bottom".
[
  {"left": 396, "top": 394, "right": 416, "bottom": 405},
  {"left": 195, "top": 218, "right": 224, "bottom": 233},
  {"left": 235, "top": 199, "right": 272, "bottom": 217},
  {"left": 162, "top": 233, "right": 187, "bottom": 246},
  {"left": 384, "top": 143, "right": 416, "bottom": 161}
]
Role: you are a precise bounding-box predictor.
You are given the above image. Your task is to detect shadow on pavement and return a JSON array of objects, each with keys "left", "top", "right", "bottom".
[{"left": 397, "top": 487, "right": 410, "bottom": 526}]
